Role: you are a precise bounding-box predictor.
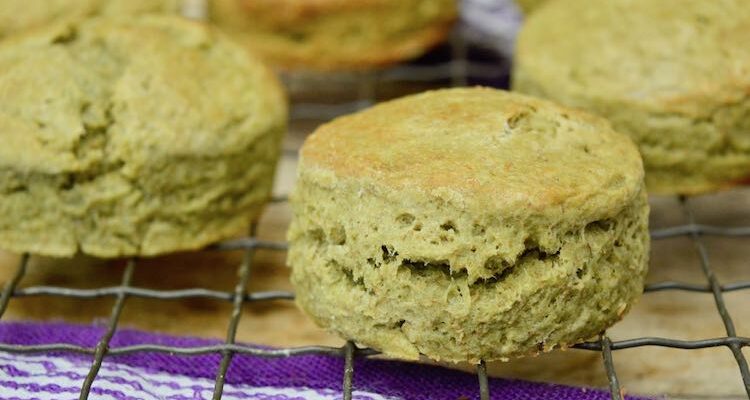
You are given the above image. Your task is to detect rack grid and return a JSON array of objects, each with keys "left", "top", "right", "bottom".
[
  {"left": 1, "top": 4, "right": 750, "bottom": 400},
  {"left": 2, "top": 195, "right": 750, "bottom": 400}
]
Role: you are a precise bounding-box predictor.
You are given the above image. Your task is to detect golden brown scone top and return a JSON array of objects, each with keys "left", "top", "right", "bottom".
[
  {"left": 301, "top": 88, "right": 643, "bottom": 215},
  {"left": 211, "top": 0, "right": 457, "bottom": 70}
]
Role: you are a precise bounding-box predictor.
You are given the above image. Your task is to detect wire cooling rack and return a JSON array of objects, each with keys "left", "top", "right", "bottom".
[
  {"left": 2, "top": 195, "right": 750, "bottom": 400},
  {"left": 2, "top": 5, "right": 750, "bottom": 400}
]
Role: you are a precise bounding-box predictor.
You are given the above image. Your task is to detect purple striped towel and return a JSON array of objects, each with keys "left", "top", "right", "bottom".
[{"left": 0, "top": 321, "right": 656, "bottom": 400}]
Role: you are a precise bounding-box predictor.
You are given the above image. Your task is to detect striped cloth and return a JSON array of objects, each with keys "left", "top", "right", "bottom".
[{"left": 0, "top": 321, "right": 656, "bottom": 400}]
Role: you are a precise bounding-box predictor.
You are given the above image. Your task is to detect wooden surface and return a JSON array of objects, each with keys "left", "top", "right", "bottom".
[{"left": 2, "top": 104, "right": 750, "bottom": 400}]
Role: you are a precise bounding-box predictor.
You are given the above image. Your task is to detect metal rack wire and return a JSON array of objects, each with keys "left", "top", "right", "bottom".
[
  {"left": 2, "top": 194, "right": 750, "bottom": 400},
  {"left": 1, "top": 5, "right": 750, "bottom": 400}
]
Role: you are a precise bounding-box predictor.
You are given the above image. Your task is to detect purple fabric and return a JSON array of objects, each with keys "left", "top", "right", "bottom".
[{"left": 0, "top": 321, "right": 656, "bottom": 400}]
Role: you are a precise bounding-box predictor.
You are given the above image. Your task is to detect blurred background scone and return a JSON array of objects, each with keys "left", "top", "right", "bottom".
[
  {"left": 0, "top": 0, "right": 184, "bottom": 39},
  {"left": 211, "top": 0, "right": 457, "bottom": 70},
  {"left": 514, "top": 0, "right": 549, "bottom": 14},
  {"left": 288, "top": 88, "right": 649, "bottom": 363},
  {"left": 0, "top": 16, "right": 287, "bottom": 258},
  {"left": 513, "top": 0, "right": 750, "bottom": 194}
]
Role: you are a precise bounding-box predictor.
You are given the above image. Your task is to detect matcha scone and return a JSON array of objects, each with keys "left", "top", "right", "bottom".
[
  {"left": 515, "top": 0, "right": 550, "bottom": 14},
  {"left": 211, "top": 0, "right": 457, "bottom": 70},
  {"left": 288, "top": 88, "right": 649, "bottom": 363},
  {"left": 0, "top": 0, "right": 185, "bottom": 40},
  {"left": 513, "top": 0, "right": 750, "bottom": 194},
  {"left": 0, "top": 16, "right": 287, "bottom": 257}
]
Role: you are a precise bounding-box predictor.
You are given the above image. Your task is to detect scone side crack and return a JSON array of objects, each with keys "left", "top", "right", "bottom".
[
  {"left": 289, "top": 189, "right": 648, "bottom": 362},
  {"left": 70, "top": 102, "right": 118, "bottom": 185},
  {"left": 60, "top": 23, "right": 135, "bottom": 253},
  {"left": 294, "top": 209, "right": 626, "bottom": 290},
  {"left": 288, "top": 165, "right": 639, "bottom": 284}
]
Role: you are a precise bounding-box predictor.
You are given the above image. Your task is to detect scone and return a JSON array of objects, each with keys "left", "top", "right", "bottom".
[
  {"left": 515, "top": 0, "right": 549, "bottom": 14},
  {"left": 211, "top": 0, "right": 457, "bottom": 70},
  {"left": 288, "top": 88, "right": 649, "bottom": 363},
  {"left": 513, "top": 0, "right": 750, "bottom": 194},
  {"left": 0, "top": 0, "right": 185, "bottom": 39},
  {"left": 0, "top": 16, "right": 287, "bottom": 258}
]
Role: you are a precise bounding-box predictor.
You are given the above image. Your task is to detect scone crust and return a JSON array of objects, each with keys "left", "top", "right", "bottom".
[
  {"left": 513, "top": 0, "right": 750, "bottom": 194},
  {"left": 0, "top": 0, "right": 183, "bottom": 39},
  {"left": 514, "top": 0, "right": 550, "bottom": 14},
  {"left": 288, "top": 88, "right": 649, "bottom": 362},
  {"left": 211, "top": 0, "right": 457, "bottom": 70},
  {"left": 0, "top": 16, "right": 287, "bottom": 257}
]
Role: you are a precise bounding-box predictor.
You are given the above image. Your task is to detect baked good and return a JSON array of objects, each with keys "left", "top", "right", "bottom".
[
  {"left": 0, "top": 16, "right": 287, "bottom": 257},
  {"left": 515, "top": 0, "right": 549, "bottom": 14},
  {"left": 0, "top": 0, "right": 184, "bottom": 39},
  {"left": 211, "top": 0, "right": 457, "bottom": 70},
  {"left": 287, "top": 88, "right": 649, "bottom": 363},
  {"left": 513, "top": 0, "right": 750, "bottom": 194}
]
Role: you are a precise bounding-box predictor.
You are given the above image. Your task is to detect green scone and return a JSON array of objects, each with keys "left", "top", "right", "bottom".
[
  {"left": 0, "top": 16, "right": 287, "bottom": 257},
  {"left": 513, "top": 0, "right": 750, "bottom": 194},
  {"left": 515, "top": 0, "right": 550, "bottom": 14},
  {"left": 288, "top": 88, "right": 649, "bottom": 363},
  {"left": 0, "top": 0, "right": 184, "bottom": 39}
]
